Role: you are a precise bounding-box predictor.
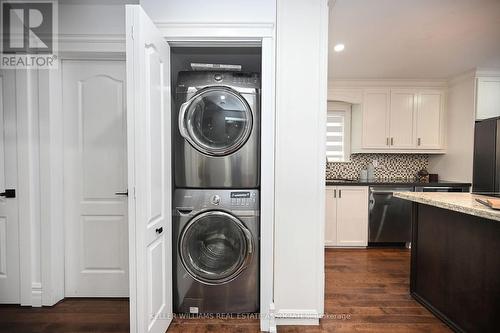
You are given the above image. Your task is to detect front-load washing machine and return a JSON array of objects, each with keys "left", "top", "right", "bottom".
[
  {"left": 173, "top": 189, "right": 259, "bottom": 314},
  {"left": 174, "top": 71, "right": 260, "bottom": 188}
]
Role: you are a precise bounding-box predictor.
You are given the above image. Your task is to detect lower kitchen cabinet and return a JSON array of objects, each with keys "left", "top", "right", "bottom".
[{"left": 325, "top": 186, "right": 369, "bottom": 247}]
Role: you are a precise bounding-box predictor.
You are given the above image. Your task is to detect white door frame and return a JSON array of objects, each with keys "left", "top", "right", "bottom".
[
  {"left": 41, "top": 21, "right": 276, "bottom": 332},
  {"left": 151, "top": 22, "right": 276, "bottom": 332}
]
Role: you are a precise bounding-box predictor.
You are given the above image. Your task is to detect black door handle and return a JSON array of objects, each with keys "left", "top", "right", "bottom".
[
  {"left": 115, "top": 190, "right": 128, "bottom": 196},
  {"left": 155, "top": 227, "right": 163, "bottom": 234},
  {"left": 0, "top": 189, "right": 15, "bottom": 198}
]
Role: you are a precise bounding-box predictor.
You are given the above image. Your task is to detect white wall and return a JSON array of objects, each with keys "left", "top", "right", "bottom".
[
  {"left": 429, "top": 72, "right": 476, "bottom": 182},
  {"left": 274, "top": 0, "right": 327, "bottom": 324},
  {"left": 140, "top": 0, "right": 275, "bottom": 23}
]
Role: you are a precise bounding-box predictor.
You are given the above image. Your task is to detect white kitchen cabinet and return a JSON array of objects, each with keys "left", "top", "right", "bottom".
[
  {"left": 476, "top": 77, "right": 500, "bottom": 120},
  {"left": 362, "top": 89, "right": 390, "bottom": 149},
  {"left": 325, "top": 186, "right": 368, "bottom": 247},
  {"left": 389, "top": 89, "right": 416, "bottom": 148},
  {"left": 416, "top": 90, "right": 444, "bottom": 149},
  {"left": 358, "top": 87, "right": 445, "bottom": 151}
]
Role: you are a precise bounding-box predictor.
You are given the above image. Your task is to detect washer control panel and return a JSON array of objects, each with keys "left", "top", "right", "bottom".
[
  {"left": 210, "top": 194, "right": 221, "bottom": 206},
  {"left": 230, "top": 191, "right": 257, "bottom": 207}
]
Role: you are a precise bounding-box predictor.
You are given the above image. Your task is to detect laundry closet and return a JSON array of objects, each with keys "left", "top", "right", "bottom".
[
  {"left": 122, "top": 2, "right": 327, "bottom": 332},
  {"left": 9, "top": 2, "right": 327, "bottom": 333},
  {"left": 169, "top": 47, "right": 262, "bottom": 315}
]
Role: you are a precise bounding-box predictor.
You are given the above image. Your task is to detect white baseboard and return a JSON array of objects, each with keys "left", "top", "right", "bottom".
[
  {"left": 276, "top": 318, "right": 320, "bottom": 326},
  {"left": 31, "top": 282, "right": 42, "bottom": 307}
]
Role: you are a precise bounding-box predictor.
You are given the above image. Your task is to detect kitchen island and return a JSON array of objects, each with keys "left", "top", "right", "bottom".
[{"left": 394, "top": 192, "right": 500, "bottom": 333}]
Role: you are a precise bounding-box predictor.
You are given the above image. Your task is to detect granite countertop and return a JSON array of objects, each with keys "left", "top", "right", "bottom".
[
  {"left": 325, "top": 178, "right": 471, "bottom": 187},
  {"left": 393, "top": 192, "right": 500, "bottom": 222}
]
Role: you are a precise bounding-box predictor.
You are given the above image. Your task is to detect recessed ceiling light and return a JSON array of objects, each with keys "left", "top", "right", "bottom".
[{"left": 334, "top": 43, "right": 345, "bottom": 52}]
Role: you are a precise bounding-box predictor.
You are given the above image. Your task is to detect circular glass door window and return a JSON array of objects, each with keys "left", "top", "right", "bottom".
[
  {"left": 180, "top": 87, "right": 253, "bottom": 156},
  {"left": 179, "top": 211, "right": 253, "bottom": 285}
]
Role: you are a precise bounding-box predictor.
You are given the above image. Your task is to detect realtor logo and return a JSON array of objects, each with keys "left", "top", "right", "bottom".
[{"left": 0, "top": 0, "right": 58, "bottom": 69}]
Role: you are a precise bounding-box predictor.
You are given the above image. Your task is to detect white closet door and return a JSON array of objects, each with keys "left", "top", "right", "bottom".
[
  {"left": 0, "top": 70, "right": 20, "bottom": 304},
  {"left": 126, "top": 5, "right": 173, "bottom": 333},
  {"left": 63, "top": 60, "right": 129, "bottom": 297}
]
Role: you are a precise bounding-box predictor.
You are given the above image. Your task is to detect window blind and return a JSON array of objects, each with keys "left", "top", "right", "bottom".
[{"left": 326, "top": 111, "right": 345, "bottom": 162}]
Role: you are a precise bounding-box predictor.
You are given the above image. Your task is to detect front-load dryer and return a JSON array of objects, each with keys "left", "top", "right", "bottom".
[
  {"left": 173, "top": 189, "right": 259, "bottom": 314},
  {"left": 174, "top": 71, "right": 260, "bottom": 188}
]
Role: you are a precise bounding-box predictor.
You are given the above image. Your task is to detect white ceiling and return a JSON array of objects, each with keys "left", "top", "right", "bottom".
[{"left": 329, "top": 0, "right": 500, "bottom": 80}]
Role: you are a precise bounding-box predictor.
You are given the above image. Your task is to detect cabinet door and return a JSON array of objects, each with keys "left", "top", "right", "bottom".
[
  {"left": 362, "top": 89, "right": 390, "bottom": 149},
  {"left": 476, "top": 77, "right": 500, "bottom": 120},
  {"left": 325, "top": 187, "right": 337, "bottom": 246},
  {"left": 336, "top": 186, "right": 368, "bottom": 247},
  {"left": 389, "top": 89, "right": 416, "bottom": 148},
  {"left": 416, "top": 90, "right": 444, "bottom": 149}
]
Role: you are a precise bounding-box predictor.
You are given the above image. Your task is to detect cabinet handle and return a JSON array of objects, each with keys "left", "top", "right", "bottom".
[
  {"left": 417, "top": 138, "right": 421, "bottom": 146},
  {"left": 339, "top": 190, "right": 342, "bottom": 198},
  {"left": 391, "top": 137, "right": 394, "bottom": 145},
  {"left": 333, "top": 189, "right": 336, "bottom": 198},
  {"left": 386, "top": 137, "right": 389, "bottom": 146}
]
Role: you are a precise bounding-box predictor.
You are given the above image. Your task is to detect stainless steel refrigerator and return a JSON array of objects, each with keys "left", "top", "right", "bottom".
[{"left": 473, "top": 116, "right": 500, "bottom": 193}]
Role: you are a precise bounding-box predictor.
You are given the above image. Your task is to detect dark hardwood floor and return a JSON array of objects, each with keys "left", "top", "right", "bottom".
[{"left": 0, "top": 249, "right": 450, "bottom": 333}]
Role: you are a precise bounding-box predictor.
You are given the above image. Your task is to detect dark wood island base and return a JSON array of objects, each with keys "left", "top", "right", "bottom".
[{"left": 410, "top": 203, "right": 500, "bottom": 333}]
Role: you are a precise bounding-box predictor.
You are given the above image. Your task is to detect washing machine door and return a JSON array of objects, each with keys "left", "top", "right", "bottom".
[
  {"left": 178, "top": 87, "right": 253, "bottom": 156},
  {"left": 179, "top": 211, "right": 254, "bottom": 285}
]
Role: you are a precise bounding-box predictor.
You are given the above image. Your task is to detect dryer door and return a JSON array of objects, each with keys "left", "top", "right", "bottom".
[
  {"left": 178, "top": 87, "right": 253, "bottom": 156},
  {"left": 179, "top": 211, "right": 254, "bottom": 285}
]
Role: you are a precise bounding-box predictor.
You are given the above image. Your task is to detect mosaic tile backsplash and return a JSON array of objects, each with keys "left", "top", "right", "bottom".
[{"left": 326, "top": 154, "right": 429, "bottom": 180}]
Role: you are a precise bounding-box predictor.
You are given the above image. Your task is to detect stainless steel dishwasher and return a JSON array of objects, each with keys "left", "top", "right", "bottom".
[{"left": 368, "top": 186, "right": 414, "bottom": 245}]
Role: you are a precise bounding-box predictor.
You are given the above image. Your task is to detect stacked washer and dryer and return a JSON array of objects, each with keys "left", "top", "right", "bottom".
[{"left": 172, "top": 71, "right": 261, "bottom": 314}]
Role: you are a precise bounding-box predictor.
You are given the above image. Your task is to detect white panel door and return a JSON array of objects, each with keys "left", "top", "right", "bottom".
[
  {"left": 324, "top": 187, "right": 337, "bottom": 246},
  {"left": 0, "top": 70, "right": 20, "bottom": 304},
  {"left": 389, "top": 89, "right": 416, "bottom": 149},
  {"left": 362, "top": 89, "right": 390, "bottom": 149},
  {"left": 335, "top": 186, "right": 368, "bottom": 247},
  {"left": 416, "top": 90, "right": 444, "bottom": 149},
  {"left": 63, "top": 60, "right": 129, "bottom": 297},
  {"left": 126, "top": 5, "right": 172, "bottom": 333}
]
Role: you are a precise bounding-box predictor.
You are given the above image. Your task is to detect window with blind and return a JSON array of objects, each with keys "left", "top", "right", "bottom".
[{"left": 326, "top": 102, "right": 351, "bottom": 162}]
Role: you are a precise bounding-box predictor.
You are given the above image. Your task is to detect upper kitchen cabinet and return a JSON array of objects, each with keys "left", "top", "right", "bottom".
[
  {"left": 362, "top": 89, "right": 390, "bottom": 149},
  {"left": 354, "top": 86, "right": 445, "bottom": 153},
  {"left": 389, "top": 89, "right": 417, "bottom": 149},
  {"left": 416, "top": 90, "right": 445, "bottom": 149},
  {"left": 476, "top": 76, "right": 500, "bottom": 120}
]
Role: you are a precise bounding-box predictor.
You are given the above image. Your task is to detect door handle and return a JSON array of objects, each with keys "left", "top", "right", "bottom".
[
  {"left": 178, "top": 101, "right": 191, "bottom": 139},
  {"left": 386, "top": 137, "right": 389, "bottom": 146},
  {"left": 391, "top": 137, "right": 394, "bottom": 145},
  {"left": 155, "top": 227, "right": 163, "bottom": 234},
  {"left": 0, "top": 189, "right": 16, "bottom": 198},
  {"left": 115, "top": 190, "right": 128, "bottom": 196},
  {"left": 339, "top": 189, "right": 342, "bottom": 198},
  {"left": 333, "top": 189, "right": 336, "bottom": 198}
]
